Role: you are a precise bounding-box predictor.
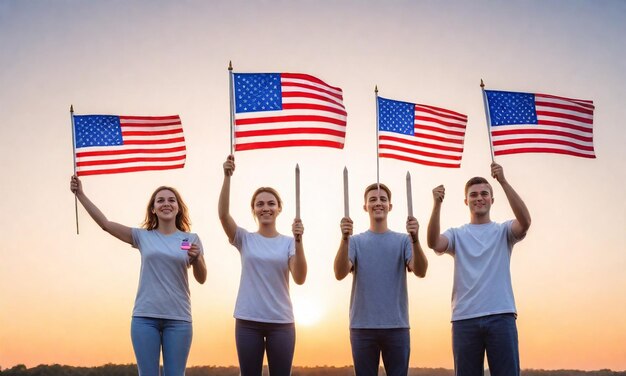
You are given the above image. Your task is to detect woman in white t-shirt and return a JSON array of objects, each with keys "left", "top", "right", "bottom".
[
  {"left": 70, "top": 175, "right": 207, "bottom": 376},
  {"left": 218, "top": 154, "right": 307, "bottom": 376}
]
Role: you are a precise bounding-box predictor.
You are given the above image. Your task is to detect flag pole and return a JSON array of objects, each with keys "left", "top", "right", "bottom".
[
  {"left": 343, "top": 166, "right": 350, "bottom": 218},
  {"left": 375, "top": 85, "right": 380, "bottom": 191},
  {"left": 228, "top": 61, "right": 235, "bottom": 155},
  {"left": 480, "top": 79, "right": 495, "bottom": 163},
  {"left": 295, "top": 164, "right": 301, "bottom": 243},
  {"left": 70, "top": 104, "right": 79, "bottom": 235}
]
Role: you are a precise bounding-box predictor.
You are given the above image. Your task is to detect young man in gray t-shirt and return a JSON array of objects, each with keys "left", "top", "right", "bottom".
[{"left": 334, "top": 183, "right": 428, "bottom": 376}]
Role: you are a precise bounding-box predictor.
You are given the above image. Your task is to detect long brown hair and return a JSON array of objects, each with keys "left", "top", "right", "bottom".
[{"left": 142, "top": 186, "right": 191, "bottom": 232}]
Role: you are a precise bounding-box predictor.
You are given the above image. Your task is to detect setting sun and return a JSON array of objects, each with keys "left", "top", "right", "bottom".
[{"left": 293, "top": 297, "right": 326, "bottom": 327}]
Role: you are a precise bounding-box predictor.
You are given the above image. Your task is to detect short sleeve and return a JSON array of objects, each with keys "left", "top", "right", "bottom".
[
  {"left": 232, "top": 227, "right": 248, "bottom": 251},
  {"left": 403, "top": 235, "right": 412, "bottom": 264},
  {"left": 441, "top": 228, "right": 455, "bottom": 255},
  {"left": 348, "top": 236, "right": 356, "bottom": 267},
  {"left": 287, "top": 236, "right": 296, "bottom": 258},
  {"left": 130, "top": 228, "right": 141, "bottom": 249},
  {"left": 505, "top": 219, "right": 525, "bottom": 246}
]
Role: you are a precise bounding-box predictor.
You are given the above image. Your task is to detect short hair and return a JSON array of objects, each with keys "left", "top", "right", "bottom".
[
  {"left": 363, "top": 183, "right": 392, "bottom": 202},
  {"left": 250, "top": 187, "right": 283, "bottom": 211},
  {"left": 464, "top": 177, "right": 492, "bottom": 196},
  {"left": 142, "top": 186, "right": 191, "bottom": 232}
]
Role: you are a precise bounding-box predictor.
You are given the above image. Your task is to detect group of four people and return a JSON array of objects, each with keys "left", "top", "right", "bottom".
[{"left": 69, "top": 154, "right": 531, "bottom": 376}]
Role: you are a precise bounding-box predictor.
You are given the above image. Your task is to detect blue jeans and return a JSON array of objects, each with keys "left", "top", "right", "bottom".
[
  {"left": 131, "top": 316, "right": 193, "bottom": 376},
  {"left": 452, "top": 313, "right": 520, "bottom": 376},
  {"left": 235, "top": 319, "right": 296, "bottom": 376},
  {"left": 349, "top": 328, "right": 410, "bottom": 376}
]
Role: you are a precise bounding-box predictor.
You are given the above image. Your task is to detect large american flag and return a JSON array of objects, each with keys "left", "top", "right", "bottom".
[
  {"left": 377, "top": 97, "right": 467, "bottom": 168},
  {"left": 232, "top": 72, "right": 347, "bottom": 151},
  {"left": 484, "top": 90, "right": 595, "bottom": 158},
  {"left": 73, "top": 115, "right": 186, "bottom": 176}
]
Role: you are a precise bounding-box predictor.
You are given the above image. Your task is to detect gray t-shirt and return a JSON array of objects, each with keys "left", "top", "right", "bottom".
[
  {"left": 131, "top": 228, "right": 203, "bottom": 322},
  {"left": 441, "top": 220, "right": 523, "bottom": 321},
  {"left": 232, "top": 227, "right": 296, "bottom": 323},
  {"left": 348, "top": 230, "right": 412, "bottom": 329}
]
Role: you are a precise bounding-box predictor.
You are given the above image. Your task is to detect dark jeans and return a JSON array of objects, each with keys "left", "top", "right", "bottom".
[
  {"left": 349, "top": 328, "right": 410, "bottom": 376},
  {"left": 452, "top": 313, "right": 520, "bottom": 376},
  {"left": 235, "top": 319, "right": 296, "bottom": 376}
]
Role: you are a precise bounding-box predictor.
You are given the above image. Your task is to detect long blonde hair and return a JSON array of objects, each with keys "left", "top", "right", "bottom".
[{"left": 142, "top": 186, "right": 191, "bottom": 232}]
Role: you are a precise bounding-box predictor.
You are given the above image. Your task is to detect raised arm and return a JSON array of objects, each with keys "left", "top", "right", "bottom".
[
  {"left": 218, "top": 155, "right": 238, "bottom": 243},
  {"left": 333, "top": 217, "right": 353, "bottom": 280},
  {"left": 427, "top": 184, "right": 449, "bottom": 253},
  {"left": 70, "top": 175, "right": 133, "bottom": 244},
  {"left": 406, "top": 216, "right": 428, "bottom": 277},
  {"left": 491, "top": 163, "right": 531, "bottom": 239},
  {"left": 289, "top": 219, "right": 307, "bottom": 285}
]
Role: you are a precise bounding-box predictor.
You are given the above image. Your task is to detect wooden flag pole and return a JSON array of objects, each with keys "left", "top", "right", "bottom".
[
  {"left": 228, "top": 61, "right": 235, "bottom": 155},
  {"left": 406, "top": 171, "right": 418, "bottom": 243},
  {"left": 70, "top": 104, "right": 79, "bottom": 235},
  {"left": 375, "top": 85, "right": 380, "bottom": 193},
  {"left": 406, "top": 171, "right": 413, "bottom": 218},
  {"left": 343, "top": 166, "right": 349, "bottom": 218},
  {"left": 480, "top": 79, "right": 496, "bottom": 163},
  {"left": 295, "top": 164, "right": 301, "bottom": 243}
]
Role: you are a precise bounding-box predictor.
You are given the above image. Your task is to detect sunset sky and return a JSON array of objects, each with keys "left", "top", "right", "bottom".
[{"left": 1, "top": 0, "right": 625, "bottom": 371}]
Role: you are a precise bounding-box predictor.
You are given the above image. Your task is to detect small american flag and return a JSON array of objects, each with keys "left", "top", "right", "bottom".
[
  {"left": 484, "top": 90, "right": 595, "bottom": 158},
  {"left": 377, "top": 96, "right": 467, "bottom": 168},
  {"left": 73, "top": 115, "right": 186, "bottom": 176},
  {"left": 232, "top": 72, "right": 347, "bottom": 151}
]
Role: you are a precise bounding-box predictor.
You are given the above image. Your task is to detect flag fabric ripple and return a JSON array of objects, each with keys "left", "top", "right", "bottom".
[
  {"left": 377, "top": 96, "right": 467, "bottom": 168},
  {"left": 73, "top": 115, "right": 186, "bottom": 176},
  {"left": 484, "top": 90, "right": 595, "bottom": 158},
  {"left": 232, "top": 72, "right": 347, "bottom": 151}
]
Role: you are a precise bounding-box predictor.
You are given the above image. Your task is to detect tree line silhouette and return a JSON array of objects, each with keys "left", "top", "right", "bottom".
[{"left": 1, "top": 364, "right": 625, "bottom": 376}]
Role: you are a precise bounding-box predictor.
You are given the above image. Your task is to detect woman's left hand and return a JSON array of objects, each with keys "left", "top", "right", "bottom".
[{"left": 188, "top": 243, "right": 202, "bottom": 264}]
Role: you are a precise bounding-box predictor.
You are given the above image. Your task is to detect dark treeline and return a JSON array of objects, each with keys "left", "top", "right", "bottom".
[{"left": 1, "top": 364, "right": 624, "bottom": 376}]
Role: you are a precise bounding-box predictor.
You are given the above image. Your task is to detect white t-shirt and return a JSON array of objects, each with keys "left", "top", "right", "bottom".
[
  {"left": 440, "top": 220, "right": 523, "bottom": 321},
  {"left": 232, "top": 227, "right": 296, "bottom": 323},
  {"left": 131, "top": 228, "right": 203, "bottom": 322}
]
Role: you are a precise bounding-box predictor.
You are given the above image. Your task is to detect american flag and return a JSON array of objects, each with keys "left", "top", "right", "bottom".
[
  {"left": 73, "top": 115, "right": 186, "bottom": 176},
  {"left": 377, "top": 96, "right": 467, "bottom": 168},
  {"left": 232, "top": 72, "right": 347, "bottom": 151},
  {"left": 484, "top": 90, "right": 595, "bottom": 158}
]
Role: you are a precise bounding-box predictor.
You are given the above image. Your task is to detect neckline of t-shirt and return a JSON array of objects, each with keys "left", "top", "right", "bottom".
[
  {"left": 254, "top": 231, "right": 282, "bottom": 239},
  {"left": 152, "top": 229, "right": 184, "bottom": 237},
  {"left": 466, "top": 221, "right": 495, "bottom": 227},
  {"left": 366, "top": 229, "right": 392, "bottom": 235}
]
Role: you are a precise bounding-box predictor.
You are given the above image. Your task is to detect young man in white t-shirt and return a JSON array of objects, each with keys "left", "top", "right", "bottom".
[{"left": 427, "top": 163, "right": 531, "bottom": 376}]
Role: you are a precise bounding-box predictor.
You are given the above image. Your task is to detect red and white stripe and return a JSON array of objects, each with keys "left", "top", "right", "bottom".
[
  {"left": 379, "top": 104, "right": 467, "bottom": 168},
  {"left": 234, "top": 73, "right": 347, "bottom": 151},
  {"left": 491, "top": 94, "right": 595, "bottom": 158},
  {"left": 75, "top": 115, "right": 186, "bottom": 176}
]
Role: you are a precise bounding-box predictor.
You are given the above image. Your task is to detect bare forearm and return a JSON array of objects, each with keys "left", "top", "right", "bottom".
[
  {"left": 218, "top": 176, "right": 231, "bottom": 221},
  {"left": 427, "top": 204, "right": 442, "bottom": 249},
  {"left": 192, "top": 255, "right": 207, "bottom": 284},
  {"left": 75, "top": 191, "right": 132, "bottom": 243},
  {"left": 76, "top": 192, "right": 109, "bottom": 230},
  {"left": 500, "top": 180, "right": 531, "bottom": 230},
  {"left": 411, "top": 240, "right": 428, "bottom": 278},
  {"left": 334, "top": 238, "right": 351, "bottom": 280},
  {"left": 290, "top": 244, "right": 307, "bottom": 285}
]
